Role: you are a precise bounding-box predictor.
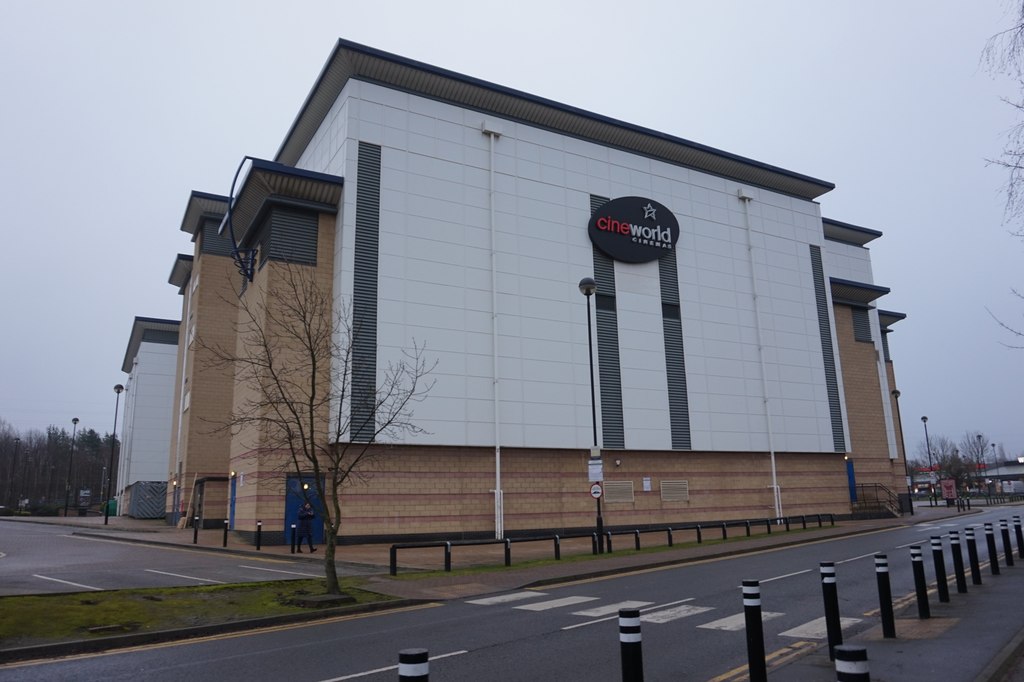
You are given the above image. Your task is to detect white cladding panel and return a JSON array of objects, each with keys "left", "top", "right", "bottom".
[
  {"left": 822, "top": 239, "right": 875, "bottom": 284},
  {"left": 299, "top": 80, "right": 842, "bottom": 453},
  {"left": 121, "top": 342, "right": 177, "bottom": 484}
]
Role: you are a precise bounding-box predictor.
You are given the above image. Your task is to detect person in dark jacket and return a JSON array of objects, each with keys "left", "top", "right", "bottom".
[{"left": 297, "top": 502, "right": 317, "bottom": 553}]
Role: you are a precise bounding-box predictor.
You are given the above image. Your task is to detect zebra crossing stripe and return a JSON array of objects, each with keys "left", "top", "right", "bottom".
[
  {"left": 640, "top": 604, "right": 714, "bottom": 624},
  {"left": 466, "top": 591, "right": 546, "bottom": 605},
  {"left": 779, "top": 616, "right": 861, "bottom": 639},
  {"left": 574, "top": 601, "right": 654, "bottom": 617},
  {"left": 514, "top": 596, "right": 598, "bottom": 611},
  {"left": 698, "top": 611, "right": 785, "bottom": 632}
]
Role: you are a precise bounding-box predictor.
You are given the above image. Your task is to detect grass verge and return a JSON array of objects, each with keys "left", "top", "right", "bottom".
[{"left": 0, "top": 578, "right": 394, "bottom": 650}]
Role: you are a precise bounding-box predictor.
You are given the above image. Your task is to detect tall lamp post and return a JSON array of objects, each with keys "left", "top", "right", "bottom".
[
  {"left": 921, "top": 416, "right": 934, "bottom": 506},
  {"left": 8, "top": 437, "right": 21, "bottom": 508},
  {"left": 976, "top": 434, "right": 985, "bottom": 494},
  {"left": 992, "top": 442, "right": 998, "bottom": 489},
  {"left": 104, "top": 384, "right": 124, "bottom": 525},
  {"left": 890, "top": 390, "right": 912, "bottom": 515},
  {"left": 63, "top": 417, "right": 79, "bottom": 517},
  {"left": 579, "top": 277, "right": 604, "bottom": 554}
]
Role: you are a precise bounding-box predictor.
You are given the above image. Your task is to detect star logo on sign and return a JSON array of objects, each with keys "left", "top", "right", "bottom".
[{"left": 642, "top": 203, "right": 657, "bottom": 220}]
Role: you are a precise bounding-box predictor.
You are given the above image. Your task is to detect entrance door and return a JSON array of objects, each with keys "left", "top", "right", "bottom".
[
  {"left": 284, "top": 475, "right": 324, "bottom": 545},
  {"left": 229, "top": 476, "right": 237, "bottom": 529},
  {"left": 847, "top": 458, "right": 857, "bottom": 502}
]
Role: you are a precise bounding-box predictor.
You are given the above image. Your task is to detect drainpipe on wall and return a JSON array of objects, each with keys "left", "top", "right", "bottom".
[
  {"left": 738, "top": 189, "right": 782, "bottom": 519},
  {"left": 483, "top": 121, "right": 504, "bottom": 539}
]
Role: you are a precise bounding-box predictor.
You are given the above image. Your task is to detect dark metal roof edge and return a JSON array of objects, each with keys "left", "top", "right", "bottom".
[
  {"left": 249, "top": 157, "right": 345, "bottom": 187},
  {"left": 829, "top": 277, "right": 890, "bottom": 294},
  {"left": 822, "top": 217, "right": 883, "bottom": 237},
  {"left": 168, "top": 254, "right": 194, "bottom": 290},
  {"left": 179, "top": 190, "right": 229, "bottom": 236},
  {"left": 275, "top": 39, "right": 835, "bottom": 199},
  {"left": 123, "top": 317, "right": 181, "bottom": 373}
]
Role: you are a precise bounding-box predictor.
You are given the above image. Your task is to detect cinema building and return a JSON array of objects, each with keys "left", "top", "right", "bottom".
[{"left": 164, "top": 40, "right": 909, "bottom": 541}]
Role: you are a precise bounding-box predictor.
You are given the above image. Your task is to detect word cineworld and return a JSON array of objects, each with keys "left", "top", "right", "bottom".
[{"left": 588, "top": 197, "right": 680, "bottom": 263}]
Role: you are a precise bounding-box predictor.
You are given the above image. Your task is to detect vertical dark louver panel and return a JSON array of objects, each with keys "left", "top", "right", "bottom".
[
  {"left": 851, "top": 307, "right": 872, "bottom": 342},
  {"left": 352, "top": 142, "right": 381, "bottom": 442},
  {"left": 810, "top": 245, "right": 846, "bottom": 452},
  {"left": 881, "top": 331, "right": 892, "bottom": 362},
  {"left": 659, "top": 252, "right": 691, "bottom": 449},
  {"left": 270, "top": 208, "right": 318, "bottom": 265},
  {"left": 590, "top": 194, "right": 625, "bottom": 449},
  {"left": 201, "top": 218, "right": 234, "bottom": 256}
]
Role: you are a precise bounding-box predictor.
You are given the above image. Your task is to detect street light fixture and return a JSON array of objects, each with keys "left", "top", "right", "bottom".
[
  {"left": 578, "top": 276, "right": 604, "bottom": 554},
  {"left": 921, "top": 416, "right": 934, "bottom": 506},
  {"left": 104, "top": 384, "right": 124, "bottom": 525},
  {"left": 64, "top": 417, "right": 79, "bottom": 517}
]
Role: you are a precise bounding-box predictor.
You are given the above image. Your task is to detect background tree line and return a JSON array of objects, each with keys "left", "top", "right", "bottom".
[
  {"left": 908, "top": 429, "right": 1017, "bottom": 493},
  {"left": 0, "top": 417, "right": 118, "bottom": 514}
]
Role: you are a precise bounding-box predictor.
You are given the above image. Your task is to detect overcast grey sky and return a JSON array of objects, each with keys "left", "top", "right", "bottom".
[{"left": 1, "top": 1, "right": 1021, "bottom": 458}]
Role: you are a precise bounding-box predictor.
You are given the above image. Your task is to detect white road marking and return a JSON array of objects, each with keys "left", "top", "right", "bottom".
[
  {"left": 515, "top": 596, "right": 598, "bottom": 611},
  {"left": 145, "top": 569, "right": 225, "bottom": 584},
  {"left": 33, "top": 574, "right": 102, "bottom": 591},
  {"left": 779, "top": 616, "right": 861, "bottom": 639},
  {"left": 759, "top": 569, "right": 811, "bottom": 583},
  {"left": 698, "top": 611, "right": 785, "bottom": 631},
  {"left": 837, "top": 552, "right": 878, "bottom": 564},
  {"left": 640, "top": 604, "right": 715, "bottom": 624},
  {"left": 562, "top": 598, "right": 695, "bottom": 631},
  {"left": 239, "top": 565, "right": 322, "bottom": 577},
  {"left": 573, "top": 601, "right": 654, "bottom": 617},
  {"left": 321, "top": 650, "right": 468, "bottom": 681},
  {"left": 467, "top": 591, "right": 546, "bottom": 605}
]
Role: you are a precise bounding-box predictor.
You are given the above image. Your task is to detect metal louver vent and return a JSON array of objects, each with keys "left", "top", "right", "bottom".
[
  {"left": 603, "top": 480, "right": 634, "bottom": 504},
  {"left": 660, "top": 480, "right": 690, "bottom": 502}
]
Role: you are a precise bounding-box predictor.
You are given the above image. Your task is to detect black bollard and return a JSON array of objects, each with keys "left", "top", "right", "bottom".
[
  {"left": 619, "top": 608, "right": 644, "bottom": 682},
  {"left": 966, "top": 527, "right": 983, "bottom": 585},
  {"left": 834, "top": 645, "right": 870, "bottom": 681},
  {"left": 444, "top": 542, "right": 452, "bottom": 572},
  {"left": 820, "top": 562, "right": 843, "bottom": 659},
  {"left": 874, "top": 554, "right": 896, "bottom": 638},
  {"left": 949, "top": 530, "right": 968, "bottom": 593},
  {"left": 193, "top": 516, "right": 199, "bottom": 544},
  {"left": 696, "top": 524, "right": 702, "bottom": 543},
  {"left": 930, "top": 536, "right": 949, "bottom": 603},
  {"left": 256, "top": 520, "right": 262, "bottom": 551},
  {"left": 910, "top": 546, "right": 930, "bottom": 619},
  {"left": 1014, "top": 516, "right": 1024, "bottom": 559},
  {"left": 1000, "top": 520, "right": 1015, "bottom": 567},
  {"left": 742, "top": 580, "right": 767, "bottom": 682},
  {"left": 223, "top": 519, "right": 229, "bottom": 548},
  {"left": 290, "top": 523, "right": 297, "bottom": 554},
  {"left": 721, "top": 522, "right": 728, "bottom": 540},
  {"left": 504, "top": 539, "right": 512, "bottom": 567},
  {"left": 592, "top": 533, "right": 598, "bottom": 555},
  {"left": 554, "top": 535, "right": 561, "bottom": 560},
  {"left": 985, "top": 523, "right": 1001, "bottom": 575},
  {"left": 398, "top": 648, "right": 429, "bottom": 681}
]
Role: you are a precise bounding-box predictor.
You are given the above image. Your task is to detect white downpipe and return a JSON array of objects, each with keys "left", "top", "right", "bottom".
[
  {"left": 483, "top": 122, "right": 503, "bottom": 539},
  {"left": 738, "top": 190, "right": 782, "bottom": 519}
]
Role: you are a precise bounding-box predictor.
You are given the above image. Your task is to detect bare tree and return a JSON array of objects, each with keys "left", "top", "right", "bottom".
[
  {"left": 203, "top": 264, "right": 433, "bottom": 594},
  {"left": 985, "top": 2, "right": 1024, "bottom": 346}
]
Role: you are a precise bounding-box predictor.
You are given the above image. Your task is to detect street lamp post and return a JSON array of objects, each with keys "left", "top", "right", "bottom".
[
  {"left": 992, "top": 443, "right": 998, "bottom": 489},
  {"left": 8, "top": 437, "right": 21, "bottom": 508},
  {"left": 579, "top": 277, "right": 604, "bottom": 554},
  {"left": 891, "top": 390, "right": 913, "bottom": 515},
  {"left": 921, "top": 416, "right": 934, "bottom": 506},
  {"left": 104, "top": 384, "right": 124, "bottom": 525},
  {"left": 976, "top": 434, "right": 985, "bottom": 494},
  {"left": 64, "top": 417, "right": 79, "bottom": 517}
]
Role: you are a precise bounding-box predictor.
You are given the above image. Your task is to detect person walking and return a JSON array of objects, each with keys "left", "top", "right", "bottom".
[{"left": 297, "top": 501, "right": 317, "bottom": 553}]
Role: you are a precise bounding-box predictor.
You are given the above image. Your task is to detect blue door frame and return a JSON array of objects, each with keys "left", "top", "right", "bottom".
[
  {"left": 284, "top": 475, "right": 324, "bottom": 545},
  {"left": 847, "top": 459, "right": 857, "bottom": 502}
]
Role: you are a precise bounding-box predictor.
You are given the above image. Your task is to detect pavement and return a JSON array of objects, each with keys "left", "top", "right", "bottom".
[{"left": 4, "top": 502, "right": 1024, "bottom": 680}]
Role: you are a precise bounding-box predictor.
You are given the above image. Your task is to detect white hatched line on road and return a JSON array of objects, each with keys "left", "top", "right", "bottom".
[
  {"left": 467, "top": 591, "right": 546, "bottom": 605},
  {"left": 760, "top": 569, "right": 811, "bottom": 583},
  {"left": 562, "top": 598, "right": 695, "bottom": 631},
  {"left": 573, "top": 601, "right": 654, "bottom": 617},
  {"left": 146, "top": 569, "right": 225, "bottom": 584},
  {"left": 698, "top": 611, "right": 785, "bottom": 632},
  {"left": 779, "top": 616, "right": 861, "bottom": 639},
  {"left": 515, "top": 596, "right": 598, "bottom": 611},
  {"left": 641, "top": 604, "right": 715, "bottom": 624},
  {"left": 322, "top": 650, "right": 468, "bottom": 681},
  {"left": 239, "top": 565, "right": 322, "bottom": 577},
  {"left": 837, "top": 552, "right": 877, "bottom": 564},
  {"left": 33, "top": 574, "right": 102, "bottom": 591}
]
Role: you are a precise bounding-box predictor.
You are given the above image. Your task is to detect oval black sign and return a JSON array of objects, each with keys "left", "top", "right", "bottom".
[{"left": 587, "top": 197, "right": 680, "bottom": 263}]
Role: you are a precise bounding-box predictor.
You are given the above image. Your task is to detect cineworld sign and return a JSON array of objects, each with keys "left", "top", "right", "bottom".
[{"left": 588, "top": 197, "right": 680, "bottom": 263}]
